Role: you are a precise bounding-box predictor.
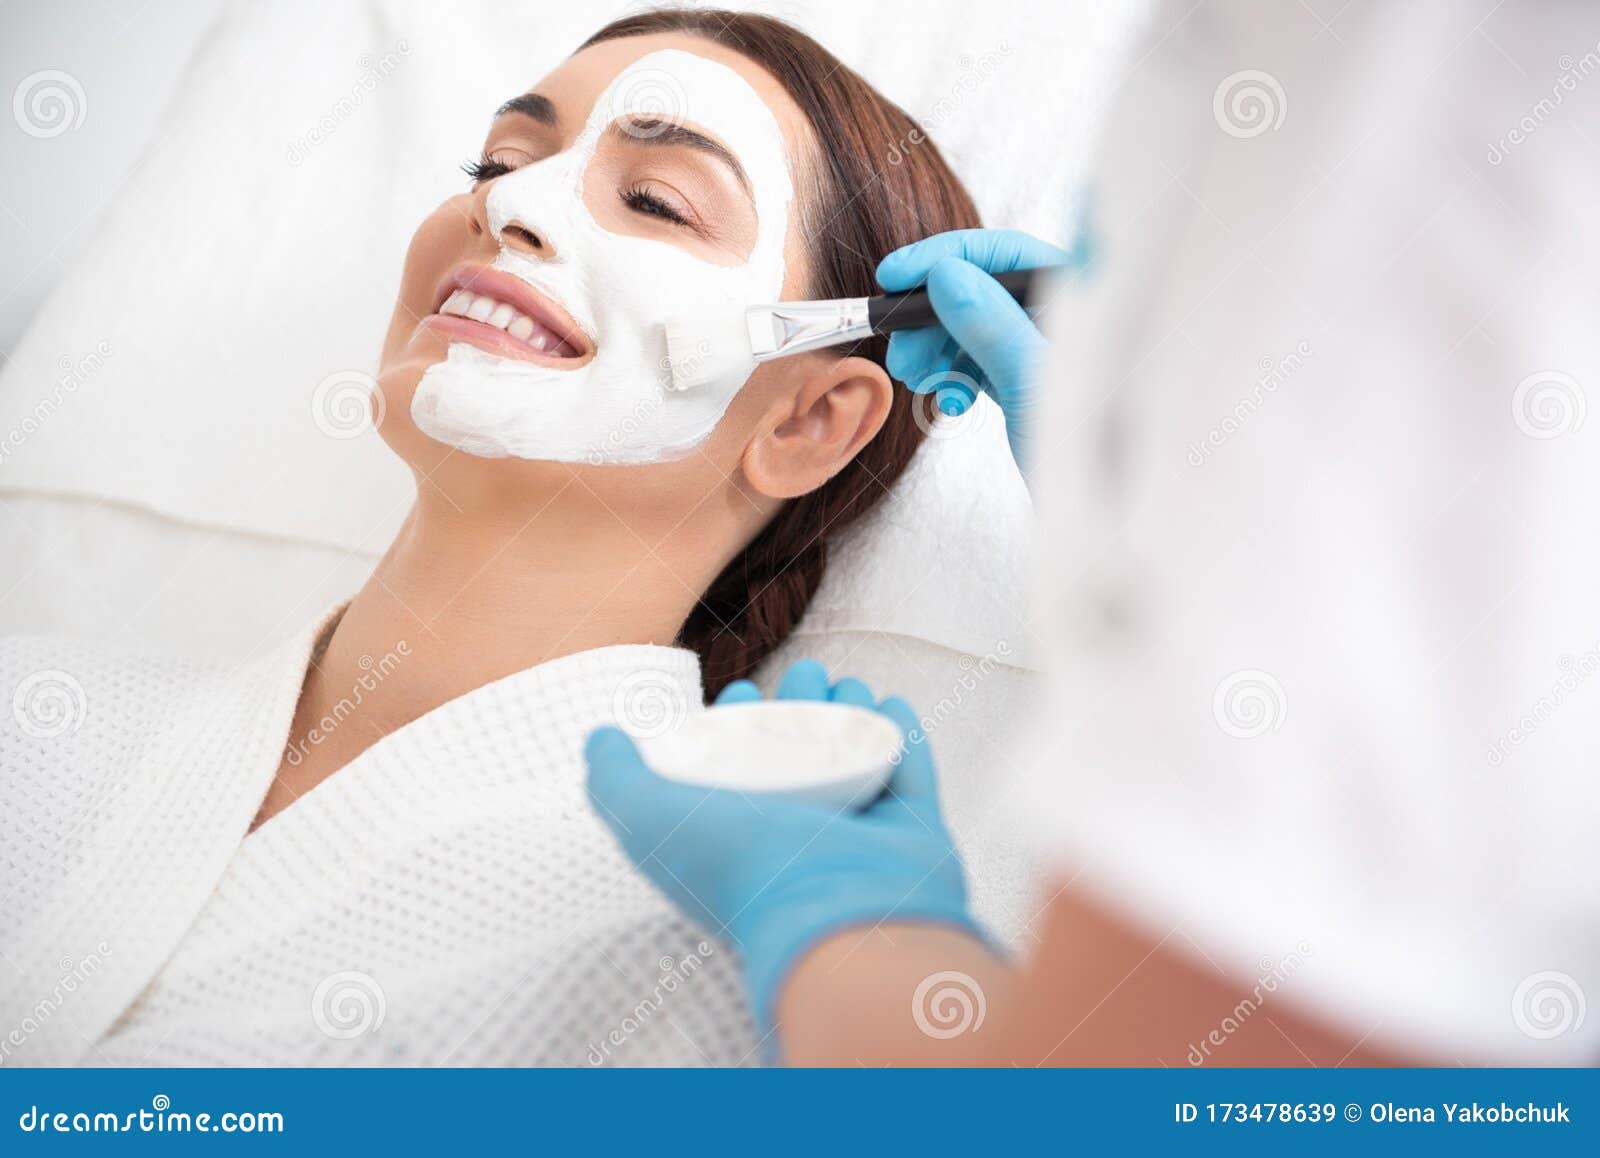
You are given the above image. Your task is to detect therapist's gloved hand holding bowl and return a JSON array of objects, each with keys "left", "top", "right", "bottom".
[
  {"left": 584, "top": 659, "right": 981, "bottom": 1040},
  {"left": 877, "top": 226, "right": 1087, "bottom": 472}
]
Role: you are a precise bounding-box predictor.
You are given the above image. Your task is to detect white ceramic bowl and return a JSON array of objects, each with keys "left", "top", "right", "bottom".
[{"left": 639, "top": 701, "right": 904, "bottom": 810}]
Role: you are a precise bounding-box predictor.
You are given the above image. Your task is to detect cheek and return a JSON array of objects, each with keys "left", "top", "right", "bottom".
[
  {"left": 380, "top": 197, "right": 477, "bottom": 366},
  {"left": 777, "top": 214, "right": 812, "bottom": 300},
  {"left": 690, "top": 358, "right": 792, "bottom": 467},
  {"left": 373, "top": 198, "right": 482, "bottom": 454},
  {"left": 401, "top": 198, "right": 475, "bottom": 307}
]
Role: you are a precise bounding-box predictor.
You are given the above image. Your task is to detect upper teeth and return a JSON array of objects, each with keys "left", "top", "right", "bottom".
[{"left": 439, "top": 289, "right": 566, "bottom": 353}]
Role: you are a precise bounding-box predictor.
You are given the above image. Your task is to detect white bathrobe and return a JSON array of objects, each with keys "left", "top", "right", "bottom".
[{"left": 0, "top": 608, "right": 760, "bottom": 1066}]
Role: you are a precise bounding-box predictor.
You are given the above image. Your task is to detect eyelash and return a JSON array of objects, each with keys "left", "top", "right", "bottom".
[
  {"left": 462, "top": 153, "right": 513, "bottom": 184},
  {"left": 620, "top": 184, "right": 690, "bottom": 227},
  {"left": 462, "top": 153, "right": 693, "bottom": 229}
]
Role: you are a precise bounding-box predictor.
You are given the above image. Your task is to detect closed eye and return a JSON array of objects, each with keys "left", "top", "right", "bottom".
[
  {"left": 466, "top": 158, "right": 693, "bottom": 234},
  {"left": 465, "top": 151, "right": 705, "bottom": 238},
  {"left": 463, "top": 151, "right": 520, "bottom": 185},
  {"left": 621, "top": 185, "right": 691, "bottom": 227}
]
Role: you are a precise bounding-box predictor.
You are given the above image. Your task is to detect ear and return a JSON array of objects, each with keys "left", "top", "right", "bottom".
[{"left": 742, "top": 354, "right": 894, "bottom": 500}]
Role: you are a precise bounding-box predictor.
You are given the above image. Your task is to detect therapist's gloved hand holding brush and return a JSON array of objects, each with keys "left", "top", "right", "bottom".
[
  {"left": 665, "top": 226, "right": 1084, "bottom": 473},
  {"left": 876, "top": 227, "right": 1084, "bottom": 471}
]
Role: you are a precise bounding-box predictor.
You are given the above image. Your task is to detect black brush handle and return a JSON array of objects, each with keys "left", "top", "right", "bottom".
[{"left": 866, "top": 267, "right": 1047, "bottom": 334}]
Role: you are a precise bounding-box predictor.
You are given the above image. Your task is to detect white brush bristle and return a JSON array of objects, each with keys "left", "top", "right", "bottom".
[{"left": 663, "top": 312, "right": 754, "bottom": 392}]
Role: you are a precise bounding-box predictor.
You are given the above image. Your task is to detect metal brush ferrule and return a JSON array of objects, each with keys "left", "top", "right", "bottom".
[{"left": 746, "top": 298, "right": 873, "bottom": 361}]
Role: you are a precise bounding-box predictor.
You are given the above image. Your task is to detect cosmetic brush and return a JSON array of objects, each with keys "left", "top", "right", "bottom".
[{"left": 663, "top": 266, "right": 1052, "bottom": 392}]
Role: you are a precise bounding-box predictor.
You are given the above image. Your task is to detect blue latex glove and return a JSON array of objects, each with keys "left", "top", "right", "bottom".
[
  {"left": 584, "top": 660, "right": 981, "bottom": 1040},
  {"left": 876, "top": 227, "right": 1086, "bottom": 470}
]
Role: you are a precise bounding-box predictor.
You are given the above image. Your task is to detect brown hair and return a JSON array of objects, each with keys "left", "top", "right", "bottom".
[{"left": 583, "top": 8, "right": 981, "bottom": 697}]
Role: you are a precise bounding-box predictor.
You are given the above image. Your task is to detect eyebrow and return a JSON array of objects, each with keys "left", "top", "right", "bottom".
[
  {"left": 495, "top": 92, "right": 557, "bottom": 125},
  {"left": 613, "top": 118, "right": 753, "bottom": 199}
]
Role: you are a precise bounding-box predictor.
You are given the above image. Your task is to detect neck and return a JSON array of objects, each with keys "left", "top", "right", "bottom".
[{"left": 311, "top": 483, "right": 725, "bottom": 733}]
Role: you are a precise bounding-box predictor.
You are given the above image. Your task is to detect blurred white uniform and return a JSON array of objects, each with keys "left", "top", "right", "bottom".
[{"left": 1021, "top": 1, "right": 1600, "bottom": 1063}]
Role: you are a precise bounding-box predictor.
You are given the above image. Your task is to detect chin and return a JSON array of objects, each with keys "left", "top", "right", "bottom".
[{"left": 372, "top": 366, "right": 430, "bottom": 455}]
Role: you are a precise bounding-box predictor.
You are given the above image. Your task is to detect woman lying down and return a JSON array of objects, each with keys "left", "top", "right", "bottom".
[{"left": 0, "top": 10, "right": 990, "bottom": 1064}]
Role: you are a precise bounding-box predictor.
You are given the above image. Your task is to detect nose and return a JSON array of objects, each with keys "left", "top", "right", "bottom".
[{"left": 498, "top": 219, "right": 552, "bottom": 259}]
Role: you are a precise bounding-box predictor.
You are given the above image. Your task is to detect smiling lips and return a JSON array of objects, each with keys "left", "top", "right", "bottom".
[{"left": 427, "top": 266, "right": 593, "bottom": 364}]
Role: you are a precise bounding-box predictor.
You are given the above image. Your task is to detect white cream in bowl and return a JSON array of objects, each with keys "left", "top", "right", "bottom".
[{"left": 639, "top": 701, "right": 904, "bottom": 810}]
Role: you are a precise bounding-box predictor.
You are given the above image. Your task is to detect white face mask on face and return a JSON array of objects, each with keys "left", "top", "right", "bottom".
[{"left": 411, "top": 49, "right": 794, "bottom": 465}]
